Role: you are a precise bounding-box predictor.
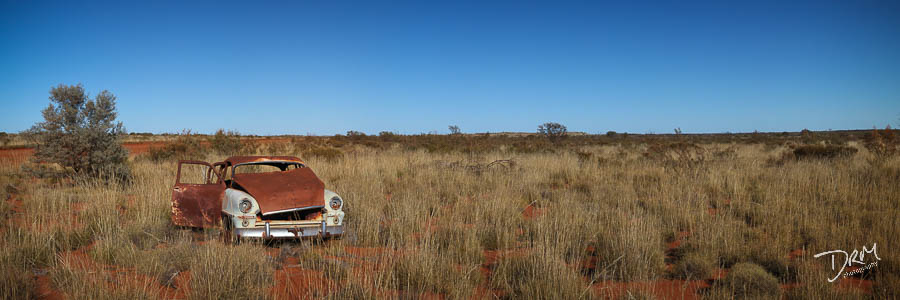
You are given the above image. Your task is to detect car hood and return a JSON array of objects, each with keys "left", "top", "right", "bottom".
[{"left": 232, "top": 168, "right": 325, "bottom": 215}]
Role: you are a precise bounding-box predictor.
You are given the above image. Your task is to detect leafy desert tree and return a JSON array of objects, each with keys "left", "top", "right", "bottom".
[
  {"left": 538, "top": 122, "right": 567, "bottom": 142},
  {"left": 865, "top": 125, "right": 897, "bottom": 164},
  {"left": 448, "top": 125, "right": 461, "bottom": 135},
  {"left": 23, "top": 84, "right": 130, "bottom": 180},
  {"left": 346, "top": 130, "right": 366, "bottom": 137}
]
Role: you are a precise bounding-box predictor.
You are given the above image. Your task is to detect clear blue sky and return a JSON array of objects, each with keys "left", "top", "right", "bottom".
[{"left": 2, "top": 0, "right": 899, "bottom": 135}]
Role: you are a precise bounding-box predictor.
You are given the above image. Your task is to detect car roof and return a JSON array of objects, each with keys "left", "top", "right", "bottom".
[{"left": 224, "top": 156, "right": 305, "bottom": 166}]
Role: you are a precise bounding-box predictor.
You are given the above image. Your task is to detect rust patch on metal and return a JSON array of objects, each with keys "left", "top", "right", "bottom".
[
  {"left": 171, "top": 161, "right": 224, "bottom": 228},
  {"left": 232, "top": 167, "right": 324, "bottom": 215}
]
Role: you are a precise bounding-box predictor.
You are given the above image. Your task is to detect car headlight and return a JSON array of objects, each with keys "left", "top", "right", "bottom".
[
  {"left": 329, "top": 196, "right": 342, "bottom": 210},
  {"left": 239, "top": 198, "right": 253, "bottom": 213}
]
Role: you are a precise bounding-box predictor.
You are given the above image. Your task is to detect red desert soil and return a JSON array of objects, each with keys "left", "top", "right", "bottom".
[
  {"left": 0, "top": 138, "right": 294, "bottom": 164},
  {"left": 34, "top": 274, "right": 64, "bottom": 300},
  {"left": 521, "top": 202, "right": 546, "bottom": 219},
  {"left": 0, "top": 142, "right": 162, "bottom": 164},
  {"left": 273, "top": 266, "right": 335, "bottom": 299},
  {"left": 43, "top": 244, "right": 187, "bottom": 299},
  {"left": 836, "top": 277, "right": 874, "bottom": 294},
  {"left": 788, "top": 248, "right": 804, "bottom": 259},
  {"left": 666, "top": 231, "right": 691, "bottom": 251},
  {"left": 664, "top": 231, "right": 691, "bottom": 272},
  {"left": 0, "top": 147, "right": 33, "bottom": 164}
]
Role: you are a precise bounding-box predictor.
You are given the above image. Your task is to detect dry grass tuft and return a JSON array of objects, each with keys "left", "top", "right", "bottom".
[
  {"left": 188, "top": 243, "right": 274, "bottom": 300},
  {"left": 490, "top": 250, "right": 589, "bottom": 299}
]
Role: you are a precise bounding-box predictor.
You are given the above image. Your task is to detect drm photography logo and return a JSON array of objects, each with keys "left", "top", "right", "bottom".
[{"left": 813, "top": 243, "right": 881, "bottom": 282}]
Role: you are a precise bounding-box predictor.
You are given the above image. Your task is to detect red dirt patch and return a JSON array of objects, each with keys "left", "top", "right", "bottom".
[
  {"left": 272, "top": 266, "right": 336, "bottom": 299},
  {"left": 710, "top": 268, "right": 728, "bottom": 281},
  {"left": 0, "top": 142, "right": 165, "bottom": 167},
  {"left": 124, "top": 141, "right": 169, "bottom": 156},
  {"left": 836, "top": 277, "right": 873, "bottom": 294},
  {"left": 481, "top": 248, "right": 529, "bottom": 278},
  {"left": 34, "top": 273, "right": 64, "bottom": 300},
  {"left": 0, "top": 147, "right": 33, "bottom": 165},
  {"left": 522, "top": 203, "right": 545, "bottom": 219},
  {"left": 664, "top": 231, "right": 692, "bottom": 271},
  {"left": 788, "top": 248, "right": 804, "bottom": 259},
  {"left": 51, "top": 244, "right": 187, "bottom": 299},
  {"left": 666, "top": 231, "right": 691, "bottom": 251}
]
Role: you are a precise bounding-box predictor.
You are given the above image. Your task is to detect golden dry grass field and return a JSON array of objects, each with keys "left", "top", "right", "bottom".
[{"left": 1, "top": 133, "right": 898, "bottom": 299}]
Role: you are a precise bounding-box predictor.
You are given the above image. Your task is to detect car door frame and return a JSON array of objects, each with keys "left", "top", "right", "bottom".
[{"left": 171, "top": 160, "right": 226, "bottom": 228}]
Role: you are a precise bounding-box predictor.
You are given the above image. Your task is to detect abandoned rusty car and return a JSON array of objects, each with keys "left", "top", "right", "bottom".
[{"left": 170, "top": 156, "right": 344, "bottom": 241}]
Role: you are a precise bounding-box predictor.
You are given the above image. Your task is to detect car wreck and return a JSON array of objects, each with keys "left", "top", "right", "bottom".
[{"left": 170, "top": 156, "right": 344, "bottom": 241}]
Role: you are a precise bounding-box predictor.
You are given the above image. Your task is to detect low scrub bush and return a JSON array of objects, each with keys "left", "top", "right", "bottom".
[
  {"left": 146, "top": 130, "right": 208, "bottom": 162},
  {"left": 303, "top": 147, "right": 343, "bottom": 162},
  {"left": 208, "top": 129, "right": 243, "bottom": 155},
  {"left": 716, "top": 262, "right": 781, "bottom": 298},
  {"left": 672, "top": 252, "right": 714, "bottom": 279},
  {"left": 791, "top": 144, "right": 857, "bottom": 160},
  {"left": 865, "top": 126, "right": 898, "bottom": 164}
]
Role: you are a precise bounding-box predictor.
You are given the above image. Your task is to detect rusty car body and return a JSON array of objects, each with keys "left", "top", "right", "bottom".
[{"left": 171, "top": 156, "right": 344, "bottom": 240}]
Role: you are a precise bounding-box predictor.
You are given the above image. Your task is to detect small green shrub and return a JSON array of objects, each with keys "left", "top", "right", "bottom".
[
  {"left": 865, "top": 126, "right": 898, "bottom": 163},
  {"left": 791, "top": 144, "right": 857, "bottom": 160},
  {"left": 303, "top": 147, "right": 343, "bottom": 162},
  {"left": 719, "top": 262, "right": 781, "bottom": 298},
  {"left": 209, "top": 129, "right": 243, "bottom": 155},
  {"left": 673, "top": 252, "right": 714, "bottom": 279},
  {"left": 146, "top": 130, "right": 208, "bottom": 162}
]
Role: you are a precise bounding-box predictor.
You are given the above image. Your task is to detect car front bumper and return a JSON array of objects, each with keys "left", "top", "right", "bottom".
[{"left": 234, "top": 221, "right": 343, "bottom": 239}]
